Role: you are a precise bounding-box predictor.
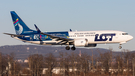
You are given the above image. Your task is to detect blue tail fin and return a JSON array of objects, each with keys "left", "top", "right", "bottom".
[{"left": 11, "top": 11, "right": 35, "bottom": 35}]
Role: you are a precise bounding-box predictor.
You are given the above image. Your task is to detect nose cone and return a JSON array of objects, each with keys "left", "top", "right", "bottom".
[{"left": 128, "top": 35, "right": 133, "bottom": 40}]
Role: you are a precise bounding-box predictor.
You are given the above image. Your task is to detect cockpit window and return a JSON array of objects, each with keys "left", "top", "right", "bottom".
[{"left": 122, "top": 33, "right": 128, "bottom": 35}]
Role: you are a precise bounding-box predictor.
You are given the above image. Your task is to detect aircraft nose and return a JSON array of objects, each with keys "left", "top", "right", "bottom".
[{"left": 129, "top": 35, "right": 133, "bottom": 40}]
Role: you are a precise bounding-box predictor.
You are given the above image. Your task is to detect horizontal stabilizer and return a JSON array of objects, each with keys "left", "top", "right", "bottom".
[{"left": 3, "top": 33, "right": 24, "bottom": 37}]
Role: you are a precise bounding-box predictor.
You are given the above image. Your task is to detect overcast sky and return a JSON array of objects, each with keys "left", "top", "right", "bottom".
[{"left": 0, "top": 0, "right": 135, "bottom": 51}]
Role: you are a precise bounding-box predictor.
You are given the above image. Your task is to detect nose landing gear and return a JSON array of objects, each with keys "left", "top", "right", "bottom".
[
  {"left": 119, "top": 44, "right": 122, "bottom": 49},
  {"left": 119, "top": 46, "right": 122, "bottom": 49}
]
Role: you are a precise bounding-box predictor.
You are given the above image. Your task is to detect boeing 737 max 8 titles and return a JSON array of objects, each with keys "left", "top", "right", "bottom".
[{"left": 4, "top": 11, "right": 133, "bottom": 50}]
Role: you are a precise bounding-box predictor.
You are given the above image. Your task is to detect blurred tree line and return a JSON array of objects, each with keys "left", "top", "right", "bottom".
[{"left": 0, "top": 49, "right": 135, "bottom": 76}]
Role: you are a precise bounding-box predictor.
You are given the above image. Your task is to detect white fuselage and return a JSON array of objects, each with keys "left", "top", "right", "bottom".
[{"left": 68, "top": 30, "right": 133, "bottom": 44}]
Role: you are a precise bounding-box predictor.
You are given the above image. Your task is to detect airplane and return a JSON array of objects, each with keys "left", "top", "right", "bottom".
[{"left": 4, "top": 11, "right": 133, "bottom": 50}]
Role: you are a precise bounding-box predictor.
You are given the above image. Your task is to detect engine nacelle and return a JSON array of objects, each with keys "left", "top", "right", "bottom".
[
  {"left": 74, "top": 39, "right": 88, "bottom": 47},
  {"left": 74, "top": 39, "right": 97, "bottom": 47}
]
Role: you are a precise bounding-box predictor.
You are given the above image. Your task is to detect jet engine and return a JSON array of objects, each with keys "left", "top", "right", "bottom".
[
  {"left": 74, "top": 39, "right": 88, "bottom": 47},
  {"left": 74, "top": 39, "right": 97, "bottom": 47}
]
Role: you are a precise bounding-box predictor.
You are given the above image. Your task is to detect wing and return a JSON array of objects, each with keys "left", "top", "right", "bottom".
[
  {"left": 3, "top": 33, "right": 24, "bottom": 37},
  {"left": 34, "top": 24, "right": 74, "bottom": 44}
]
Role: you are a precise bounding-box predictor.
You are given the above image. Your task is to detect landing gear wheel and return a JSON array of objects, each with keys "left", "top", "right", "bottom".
[
  {"left": 119, "top": 46, "right": 122, "bottom": 49},
  {"left": 65, "top": 46, "right": 70, "bottom": 50},
  {"left": 71, "top": 47, "right": 76, "bottom": 51}
]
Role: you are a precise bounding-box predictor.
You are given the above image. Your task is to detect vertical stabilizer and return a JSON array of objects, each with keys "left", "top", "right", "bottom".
[{"left": 10, "top": 11, "right": 35, "bottom": 35}]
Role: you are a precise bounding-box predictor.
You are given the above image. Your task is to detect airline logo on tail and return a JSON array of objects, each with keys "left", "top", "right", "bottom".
[
  {"left": 13, "top": 18, "right": 19, "bottom": 24},
  {"left": 13, "top": 18, "right": 23, "bottom": 35}
]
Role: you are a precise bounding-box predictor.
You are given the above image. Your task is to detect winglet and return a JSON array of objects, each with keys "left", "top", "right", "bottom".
[
  {"left": 70, "top": 29, "right": 72, "bottom": 32},
  {"left": 34, "top": 24, "right": 41, "bottom": 33}
]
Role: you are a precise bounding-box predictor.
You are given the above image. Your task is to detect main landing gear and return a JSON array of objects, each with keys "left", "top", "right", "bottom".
[
  {"left": 65, "top": 46, "right": 70, "bottom": 50},
  {"left": 65, "top": 46, "right": 76, "bottom": 51}
]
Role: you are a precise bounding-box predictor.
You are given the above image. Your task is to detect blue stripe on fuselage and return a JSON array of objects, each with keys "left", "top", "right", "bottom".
[{"left": 18, "top": 31, "right": 69, "bottom": 41}]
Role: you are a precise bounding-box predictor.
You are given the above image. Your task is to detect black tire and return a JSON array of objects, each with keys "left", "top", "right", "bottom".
[
  {"left": 119, "top": 46, "right": 122, "bottom": 49},
  {"left": 71, "top": 47, "right": 76, "bottom": 51},
  {"left": 65, "top": 46, "right": 70, "bottom": 50}
]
